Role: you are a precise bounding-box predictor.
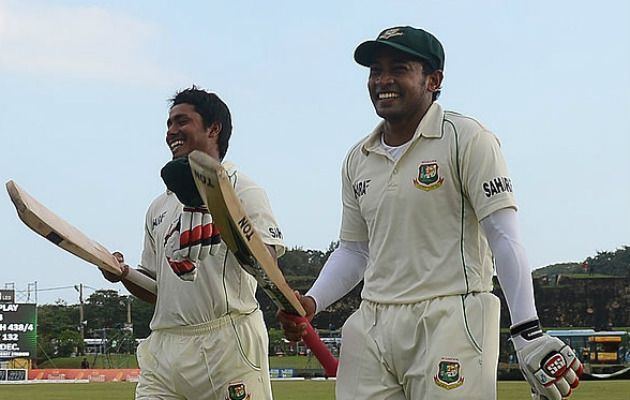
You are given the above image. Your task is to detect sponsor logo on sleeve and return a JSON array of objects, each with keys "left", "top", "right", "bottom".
[
  {"left": 482, "top": 176, "right": 513, "bottom": 197},
  {"left": 152, "top": 211, "right": 167, "bottom": 229},
  {"left": 413, "top": 161, "right": 444, "bottom": 191},
  {"left": 269, "top": 226, "right": 283, "bottom": 239},
  {"left": 352, "top": 179, "right": 371, "bottom": 199}
]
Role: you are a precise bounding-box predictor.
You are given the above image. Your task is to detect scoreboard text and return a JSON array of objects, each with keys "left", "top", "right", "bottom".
[{"left": 0, "top": 304, "right": 37, "bottom": 359}]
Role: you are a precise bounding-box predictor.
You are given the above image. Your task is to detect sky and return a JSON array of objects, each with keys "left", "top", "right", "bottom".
[{"left": 0, "top": 0, "right": 628, "bottom": 305}]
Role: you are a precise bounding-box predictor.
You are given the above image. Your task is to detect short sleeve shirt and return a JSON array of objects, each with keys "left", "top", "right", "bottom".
[
  {"left": 340, "top": 102, "right": 516, "bottom": 303},
  {"left": 140, "top": 160, "right": 285, "bottom": 330}
]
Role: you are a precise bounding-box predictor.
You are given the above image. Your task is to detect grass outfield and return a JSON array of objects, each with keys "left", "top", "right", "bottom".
[{"left": 0, "top": 380, "right": 628, "bottom": 399}]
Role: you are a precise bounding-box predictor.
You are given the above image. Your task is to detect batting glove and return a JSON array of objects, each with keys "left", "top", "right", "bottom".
[
  {"left": 511, "top": 319, "right": 583, "bottom": 400},
  {"left": 164, "top": 206, "right": 221, "bottom": 281}
]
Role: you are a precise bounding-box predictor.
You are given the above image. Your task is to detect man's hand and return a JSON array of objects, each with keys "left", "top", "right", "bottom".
[
  {"left": 164, "top": 206, "right": 221, "bottom": 281},
  {"left": 100, "top": 252, "right": 129, "bottom": 283},
  {"left": 104, "top": 252, "right": 156, "bottom": 304},
  {"left": 277, "top": 292, "right": 317, "bottom": 342},
  {"left": 511, "top": 320, "right": 583, "bottom": 400}
]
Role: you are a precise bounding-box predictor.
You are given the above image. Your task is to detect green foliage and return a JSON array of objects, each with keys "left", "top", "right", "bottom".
[
  {"left": 37, "top": 334, "right": 58, "bottom": 365},
  {"left": 36, "top": 290, "right": 153, "bottom": 365},
  {"left": 268, "top": 328, "right": 285, "bottom": 355},
  {"left": 37, "top": 303, "right": 80, "bottom": 363},
  {"left": 56, "top": 329, "right": 83, "bottom": 357},
  {"left": 534, "top": 246, "right": 630, "bottom": 277},
  {"left": 38, "top": 303, "right": 79, "bottom": 337},
  {"left": 269, "top": 355, "right": 324, "bottom": 369},
  {"left": 278, "top": 242, "right": 338, "bottom": 286},
  {"left": 39, "top": 354, "right": 139, "bottom": 369},
  {"left": 131, "top": 298, "right": 155, "bottom": 338},
  {"left": 35, "top": 243, "right": 629, "bottom": 362},
  {"left": 585, "top": 246, "right": 630, "bottom": 277},
  {"left": 262, "top": 243, "right": 344, "bottom": 329},
  {"left": 84, "top": 290, "right": 128, "bottom": 332},
  {"left": 81, "top": 290, "right": 153, "bottom": 340},
  {"left": 533, "top": 262, "right": 581, "bottom": 278}
]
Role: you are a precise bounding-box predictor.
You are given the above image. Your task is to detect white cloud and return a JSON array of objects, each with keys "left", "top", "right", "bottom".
[{"left": 0, "top": 2, "right": 183, "bottom": 84}]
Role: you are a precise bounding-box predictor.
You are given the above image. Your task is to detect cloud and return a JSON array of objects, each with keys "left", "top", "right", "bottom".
[{"left": 0, "top": 2, "right": 182, "bottom": 84}]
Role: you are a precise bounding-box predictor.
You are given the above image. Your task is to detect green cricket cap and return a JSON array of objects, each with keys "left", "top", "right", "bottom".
[{"left": 354, "top": 26, "right": 445, "bottom": 70}]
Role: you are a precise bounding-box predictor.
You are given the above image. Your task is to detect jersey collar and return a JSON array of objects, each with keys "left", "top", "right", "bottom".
[{"left": 362, "top": 102, "right": 445, "bottom": 154}]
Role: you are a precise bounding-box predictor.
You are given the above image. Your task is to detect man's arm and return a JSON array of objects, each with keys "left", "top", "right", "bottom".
[
  {"left": 101, "top": 252, "right": 156, "bottom": 304},
  {"left": 481, "top": 208, "right": 582, "bottom": 400},
  {"left": 306, "top": 240, "right": 368, "bottom": 313},
  {"left": 480, "top": 207, "right": 537, "bottom": 324},
  {"left": 278, "top": 240, "right": 368, "bottom": 341},
  {"left": 119, "top": 273, "right": 157, "bottom": 304}
]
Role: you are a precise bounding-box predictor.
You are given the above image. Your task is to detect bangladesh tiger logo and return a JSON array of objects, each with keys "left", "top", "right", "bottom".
[
  {"left": 226, "top": 382, "right": 251, "bottom": 400},
  {"left": 434, "top": 358, "right": 464, "bottom": 390},
  {"left": 413, "top": 161, "right": 444, "bottom": 191}
]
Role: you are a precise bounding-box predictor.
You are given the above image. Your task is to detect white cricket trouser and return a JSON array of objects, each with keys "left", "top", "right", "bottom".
[
  {"left": 336, "top": 293, "right": 500, "bottom": 400},
  {"left": 135, "top": 310, "right": 272, "bottom": 400}
]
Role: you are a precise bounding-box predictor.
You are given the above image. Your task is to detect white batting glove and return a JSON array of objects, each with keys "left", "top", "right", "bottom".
[
  {"left": 164, "top": 206, "right": 221, "bottom": 281},
  {"left": 511, "top": 319, "right": 583, "bottom": 400},
  {"left": 177, "top": 206, "right": 221, "bottom": 259}
]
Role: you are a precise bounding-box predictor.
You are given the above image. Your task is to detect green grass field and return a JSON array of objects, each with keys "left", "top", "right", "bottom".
[
  {"left": 28, "top": 356, "right": 630, "bottom": 399},
  {"left": 0, "top": 380, "right": 628, "bottom": 399}
]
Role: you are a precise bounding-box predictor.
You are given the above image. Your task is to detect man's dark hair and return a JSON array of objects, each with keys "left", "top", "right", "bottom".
[{"left": 170, "top": 86, "right": 233, "bottom": 160}]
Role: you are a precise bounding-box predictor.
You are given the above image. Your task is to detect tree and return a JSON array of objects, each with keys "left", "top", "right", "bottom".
[
  {"left": 84, "top": 290, "right": 127, "bottom": 333},
  {"left": 38, "top": 302, "right": 79, "bottom": 338},
  {"left": 268, "top": 328, "right": 285, "bottom": 355},
  {"left": 56, "top": 329, "right": 83, "bottom": 357},
  {"left": 586, "top": 246, "right": 630, "bottom": 277},
  {"left": 131, "top": 297, "right": 155, "bottom": 339},
  {"left": 37, "top": 302, "right": 80, "bottom": 363}
]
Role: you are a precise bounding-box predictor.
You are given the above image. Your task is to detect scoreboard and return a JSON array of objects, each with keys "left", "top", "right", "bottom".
[
  {"left": 0, "top": 303, "right": 37, "bottom": 359},
  {"left": 0, "top": 368, "right": 28, "bottom": 381}
]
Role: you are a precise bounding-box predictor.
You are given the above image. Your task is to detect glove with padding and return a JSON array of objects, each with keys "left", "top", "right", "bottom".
[
  {"left": 161, "top": 157, "right": 204, "bottom": 207},
  {"left": 511, "top": 319, "right": 583, "bottom": 400},
  {"left": 164, "top": 206, "right": 221, "bottom": 281}
]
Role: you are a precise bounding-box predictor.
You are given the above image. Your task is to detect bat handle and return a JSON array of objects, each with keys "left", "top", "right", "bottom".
[
  {"left": 125, "top": 268, "right": 158, "bottom": 294},
  {"left": 286, "top": 315, "right": 339, "bottom": 377}
]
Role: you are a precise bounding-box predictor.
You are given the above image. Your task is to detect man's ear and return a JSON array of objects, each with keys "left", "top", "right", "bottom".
[
  {"left": 427, "top": 70, "right": 444, "bottom": 93},
  {"left": 206, "top": 121, "right": 222, "bottom": 138}
]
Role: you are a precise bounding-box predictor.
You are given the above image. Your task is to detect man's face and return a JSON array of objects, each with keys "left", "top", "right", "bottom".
[
  {"left": 367, "top": 47, "right": 433, "bottom": 122},
  {"left": 166, "top": 103, "right": 215, "bottom": 159}
]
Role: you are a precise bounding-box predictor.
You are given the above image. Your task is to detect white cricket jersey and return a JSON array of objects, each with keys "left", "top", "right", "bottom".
[
  {"left": 340, "top": 102, "right": 517, "bottom": 304},
  {"left": 139, "top": 161, "right": 285, "bottom": 330}
]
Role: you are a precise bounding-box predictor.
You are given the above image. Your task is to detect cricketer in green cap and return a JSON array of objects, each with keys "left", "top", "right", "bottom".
[
  {"left": 279, "top": 23, "right": 583, "bottom": 400},
  {"left": 354, "top": 26, "right": 445, "bottom": 70}
]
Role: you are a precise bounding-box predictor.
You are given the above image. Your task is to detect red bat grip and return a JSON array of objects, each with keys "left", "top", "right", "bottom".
[{"left": 285, "top": 315, "right": 339, "bottom": 377}]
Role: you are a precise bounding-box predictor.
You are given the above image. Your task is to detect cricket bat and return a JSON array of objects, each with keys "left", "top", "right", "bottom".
[
  {"left": 6, "top": 180, "right": 157, "bottom": 294},
  {"left": 188, "top": 150, "right": 339, "bottom": 377}
]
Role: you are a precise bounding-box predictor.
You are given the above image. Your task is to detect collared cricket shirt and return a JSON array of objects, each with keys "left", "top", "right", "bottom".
[
  {"left": 340, "top": 102, "right": 517, "bottom": 303},
  {"left": 140, "top": 161, "right": 285, "bottom": 330}
]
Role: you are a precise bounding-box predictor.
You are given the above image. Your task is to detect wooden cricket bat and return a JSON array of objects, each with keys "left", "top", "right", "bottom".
[
  {"left": 188, "top": 151, "right": 339, "bottom": 377},
  {"left": 6, "top": 180, "right": 157, "bottom": 294}
]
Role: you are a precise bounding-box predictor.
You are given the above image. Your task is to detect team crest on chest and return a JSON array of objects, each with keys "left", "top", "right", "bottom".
[
  {"left": 226, "top": 382, "right": 251, "bottom": 400},
  {"left": 434, "top": 357, "right": 464, "bottom": 390},
  {"left": 413, "top": 160, "right": 444, "bottom": 191}
]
